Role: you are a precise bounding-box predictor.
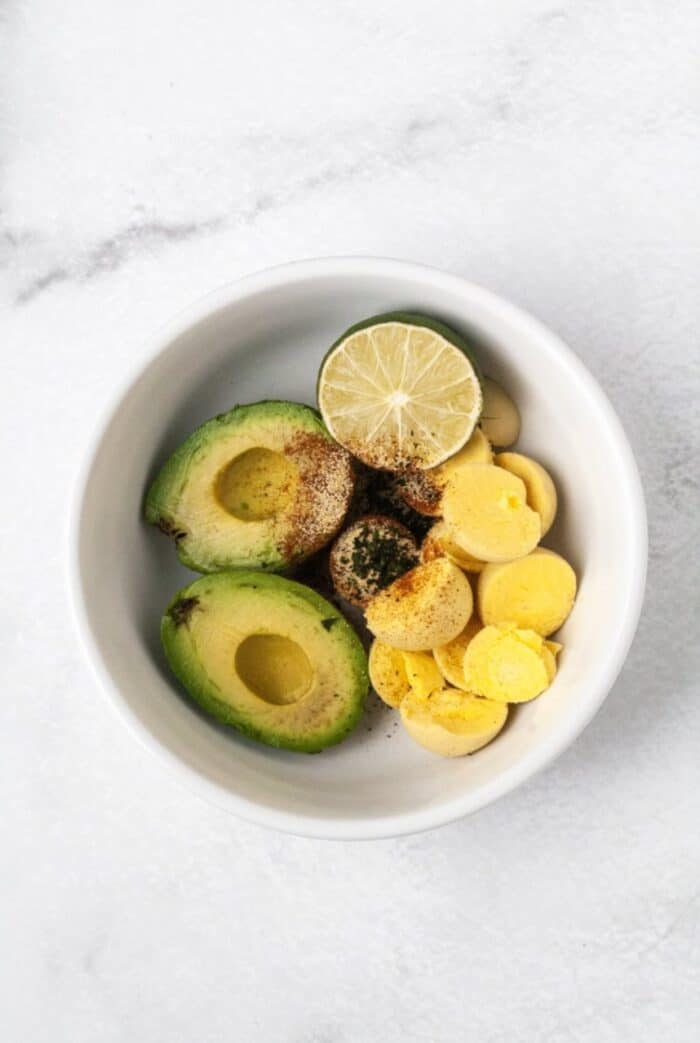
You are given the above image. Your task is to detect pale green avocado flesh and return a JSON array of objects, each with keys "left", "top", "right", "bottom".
[
  {"left": 145, "top": 400, "right": 354, "bottom": 573},
  {"left": 162, "top": 571, "right": 368, "bottom": 753}
]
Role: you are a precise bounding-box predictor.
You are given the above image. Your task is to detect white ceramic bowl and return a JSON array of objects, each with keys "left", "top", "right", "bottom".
[{"left": 70, "top": 258, "right": 646, "bottom": 839}]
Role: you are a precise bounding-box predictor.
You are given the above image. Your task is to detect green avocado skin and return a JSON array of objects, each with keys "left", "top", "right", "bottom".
[
  {"left": 144, "top": 400, "right": 331, "bottom": 574},
  {"left": 317, "top": 311, "right": 484, "bottom": 401},
  {"left": 161, "top": 571, "right": 369, "bottom": 754}
]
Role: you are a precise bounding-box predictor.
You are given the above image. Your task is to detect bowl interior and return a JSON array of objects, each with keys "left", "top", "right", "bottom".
[{"left": 75, "top": 261, "right": 644, "bottom": 837}]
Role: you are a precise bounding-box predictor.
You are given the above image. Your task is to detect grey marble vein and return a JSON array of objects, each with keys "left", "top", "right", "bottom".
[
  {"left": 15, "top": 216, "right": 225, "bottom": 304},
  {"left": 12, "top": 114, "right": 465, "bottom": 305},
  {"left": 14, "top": 265, "right": 68, "bottom": 303},
  {"left": 0, "top": 226, "right": 35, "bottom": 268}
]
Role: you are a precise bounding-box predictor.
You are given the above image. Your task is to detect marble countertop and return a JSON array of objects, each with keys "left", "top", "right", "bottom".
[{"left": 3, "top": 2, "right": 699, "bottom": 1040}]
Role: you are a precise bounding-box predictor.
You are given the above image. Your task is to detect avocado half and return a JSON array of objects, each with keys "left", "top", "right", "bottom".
[
  {"left": 162, "top": 571, "right": 369, "bottom": 753},
  {"left": 145, "top": 401, "right": 355, "bottom": 573}
]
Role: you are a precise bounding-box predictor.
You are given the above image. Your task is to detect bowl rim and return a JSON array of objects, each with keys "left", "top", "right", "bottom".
[{"left": 67, "top": 256, "right": 648, "bottom": 840}]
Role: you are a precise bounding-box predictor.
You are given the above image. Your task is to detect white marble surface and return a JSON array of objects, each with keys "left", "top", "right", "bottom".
[{"left": 2, "top": 1, "right": 699, "bottom": 1040}]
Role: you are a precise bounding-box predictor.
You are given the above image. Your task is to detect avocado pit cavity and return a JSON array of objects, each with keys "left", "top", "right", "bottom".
[
  {"left": 235, "top": 633, "right": 314, "bottom": 705},
  {"left": 216, "top": 447, "right": 299, "bottom": 521}
]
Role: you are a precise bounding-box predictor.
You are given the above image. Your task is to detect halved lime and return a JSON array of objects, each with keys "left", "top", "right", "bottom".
[{"left": 318, "top": 312, "right": 482, "bottom": 471}]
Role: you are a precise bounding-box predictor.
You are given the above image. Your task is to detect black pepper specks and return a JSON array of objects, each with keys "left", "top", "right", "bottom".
[{"left": 168, "top": 596, "right": 200, "bottom": 627}]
